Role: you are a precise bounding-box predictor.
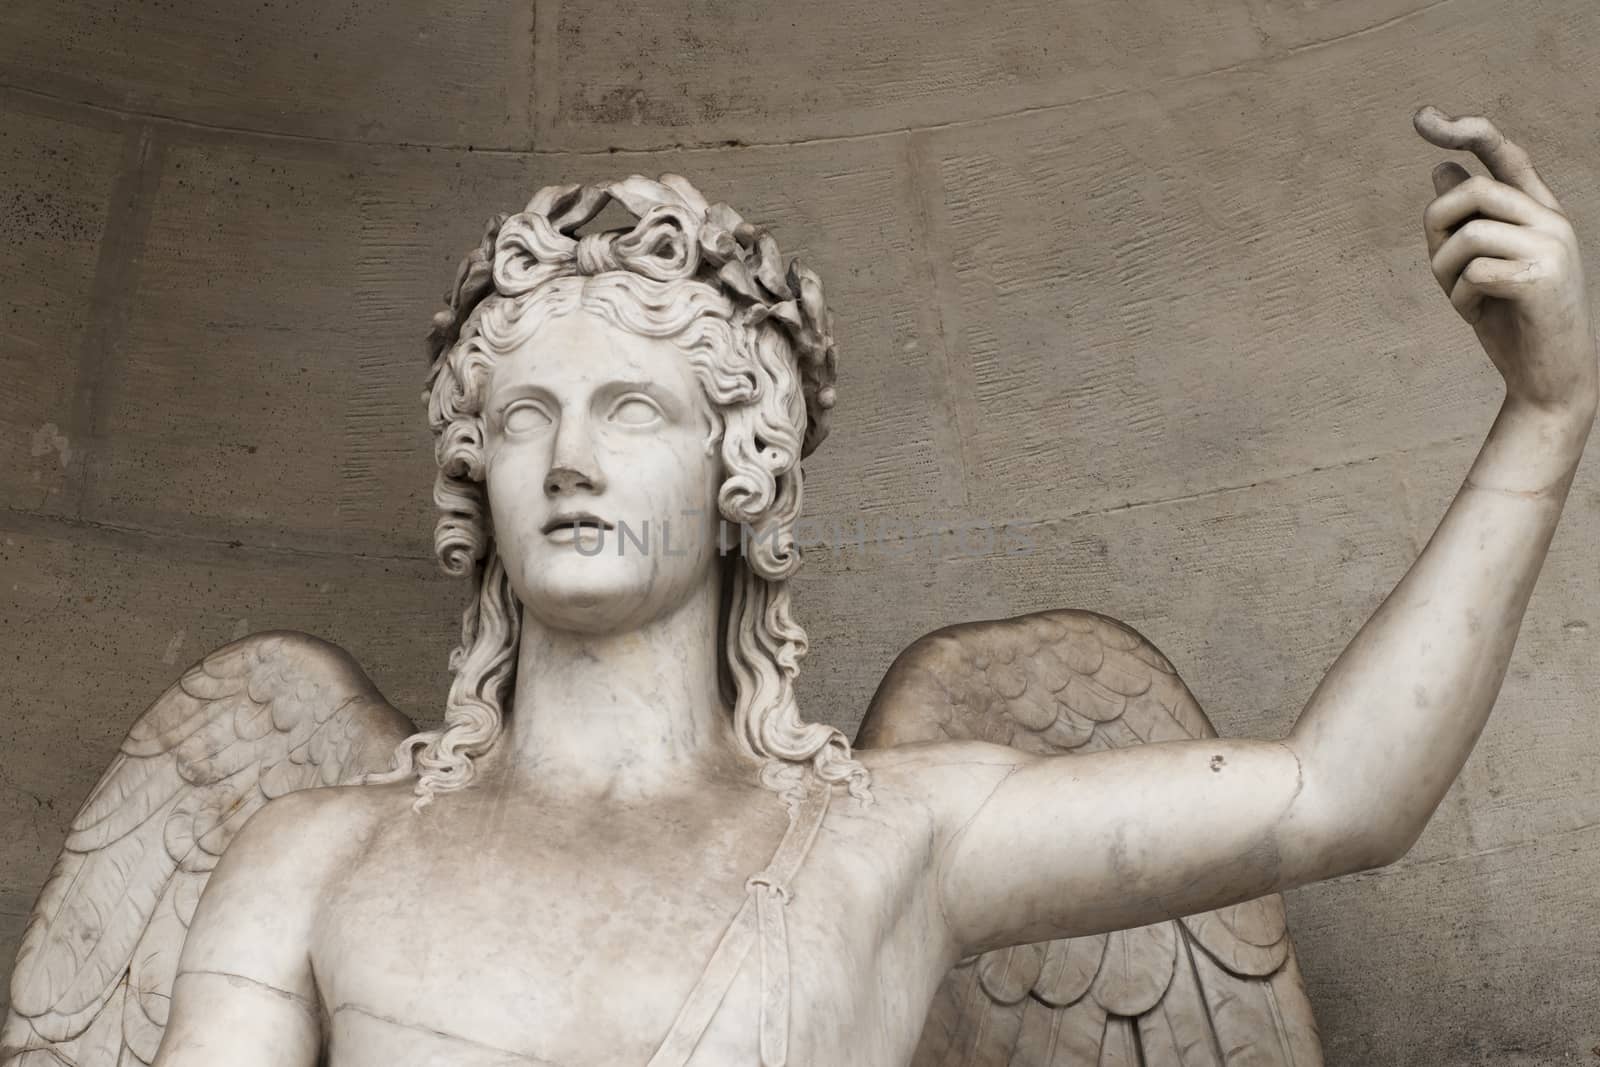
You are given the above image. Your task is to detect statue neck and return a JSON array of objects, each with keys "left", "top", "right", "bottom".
[{"left": 494, "top": 572, "right": 751, "bottom": 801}]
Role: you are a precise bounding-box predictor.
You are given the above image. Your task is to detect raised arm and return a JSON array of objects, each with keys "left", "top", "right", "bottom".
[
  {"left": 1285, "top": 106, "right": 1596, "bottom": 858},
  {"left": 931, "top": 109, "right": 1597, "bottom": 955}
]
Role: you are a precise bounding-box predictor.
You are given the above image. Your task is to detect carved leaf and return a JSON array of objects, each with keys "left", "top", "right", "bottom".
[
  {"left": 603, "top": 175, "right": 685, "bottom": 219},
  {"left": 657, "top": 174, "right": 710, "bottom": 217}
]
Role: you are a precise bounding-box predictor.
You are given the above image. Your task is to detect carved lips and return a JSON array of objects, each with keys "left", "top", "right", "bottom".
[{"left": 541, "top": 512, "right": 615, "bottom": 544}]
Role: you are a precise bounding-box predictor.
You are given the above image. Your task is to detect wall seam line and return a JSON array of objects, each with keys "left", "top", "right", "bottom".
[
  {"left": 531, "top": 0, "right": 562, "bottom": 150},
  {"left": 68, "top": 121, "right": 164, "bottom": 520},
  {"left": 0, "top": 0, "right": 1469, "bottom": 160},
  {"left": 904, "top": 130, "right": 976, "bottom": 512}
]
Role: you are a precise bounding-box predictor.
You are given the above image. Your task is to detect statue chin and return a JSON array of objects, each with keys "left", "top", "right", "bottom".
[{"left": 514, "top": 549, "right": 715, "bottom": 637}]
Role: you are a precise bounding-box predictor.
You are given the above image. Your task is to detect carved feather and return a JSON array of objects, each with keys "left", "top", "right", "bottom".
[
  {"left": 2, "top": 632, "right": 414, "bottom": 1067},
  {"left": 857, "top": 609, "right": 1323, "bottom": 1066}
]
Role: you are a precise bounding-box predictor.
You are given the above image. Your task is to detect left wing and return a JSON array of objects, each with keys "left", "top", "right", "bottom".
[
  {"left": 2, "top": 631, "right": 414, "bottom": 1067},
  {"left": 857, "top": 609, "right": 1322, "bottom": 1067}
]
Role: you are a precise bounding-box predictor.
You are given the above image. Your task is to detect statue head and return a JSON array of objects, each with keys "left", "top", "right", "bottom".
[
  {"left": 378, "top": 175, "right": 868, "bottom": 806},
  {"left": 478, "top": 292, "right": 727, "bottom": 636}
]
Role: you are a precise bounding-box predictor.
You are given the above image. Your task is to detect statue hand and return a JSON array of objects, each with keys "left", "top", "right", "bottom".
[{"left": 1414, "top": 106, "right": 1599, "bottom": 424}]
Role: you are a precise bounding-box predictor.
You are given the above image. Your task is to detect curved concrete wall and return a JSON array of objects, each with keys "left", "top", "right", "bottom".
[{"left": 2, "top": 1, "right": 1598, "bottom": 1061}]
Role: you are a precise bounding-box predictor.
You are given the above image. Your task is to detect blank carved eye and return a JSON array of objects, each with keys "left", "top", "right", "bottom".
[
  {"left": 610, "top": 395, "right": 661, "bottom": 426},
  {"left": 503, "top": 402, "right": 553, "bottom": 433}
]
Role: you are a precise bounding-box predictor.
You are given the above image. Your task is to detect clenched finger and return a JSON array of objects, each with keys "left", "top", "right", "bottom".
[
  {"left": 1450, "top": 257, "right": 1535, "bottom": 324},
  {"left": 1431, "top": 219, "right": 1547, "bottom": 293},
  {"left": 1424, "top": 175, "right": 1560, "bottom": 257}
]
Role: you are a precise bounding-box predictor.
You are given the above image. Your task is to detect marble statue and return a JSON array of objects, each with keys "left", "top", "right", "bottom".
[{"left": 3, "top": 107, "right": 1595, "bottom": 1067}]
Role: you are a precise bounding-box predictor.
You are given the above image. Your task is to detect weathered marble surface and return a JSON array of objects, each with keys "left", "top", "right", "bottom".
[{"left": 4, "top": 1, "right": 1600, "bottom": 1062}]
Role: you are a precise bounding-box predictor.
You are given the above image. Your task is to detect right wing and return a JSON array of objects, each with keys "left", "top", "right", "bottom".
[{"left": 2, "top": 631, "right": 415, "bottom": 1067}]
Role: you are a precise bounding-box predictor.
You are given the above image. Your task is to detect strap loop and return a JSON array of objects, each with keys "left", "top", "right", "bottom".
[
  {"left": 645, "top": 772, "right": 832, "bottom": 1067},
  {"left": 744, "top": 874, "right": 793, "bottom": 906}
]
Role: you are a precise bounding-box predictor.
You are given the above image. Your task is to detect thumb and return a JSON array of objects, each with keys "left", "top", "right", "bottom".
[{"left": 1432, "top": 160, "right": 1471, "bottom": 196}]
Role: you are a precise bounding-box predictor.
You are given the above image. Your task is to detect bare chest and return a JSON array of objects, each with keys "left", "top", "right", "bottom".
[{"left": 309, "top": 792, "right": 944, "bottom": 1066}]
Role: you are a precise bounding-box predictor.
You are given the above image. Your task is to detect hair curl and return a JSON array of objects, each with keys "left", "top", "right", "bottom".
[{"left": 369, "top": 175, "right": 870, "bottom": 809}]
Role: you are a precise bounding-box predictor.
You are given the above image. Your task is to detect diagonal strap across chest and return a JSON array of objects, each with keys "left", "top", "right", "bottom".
[{"left": 645, "top": 773, "right": 833, "bottom": 1067}]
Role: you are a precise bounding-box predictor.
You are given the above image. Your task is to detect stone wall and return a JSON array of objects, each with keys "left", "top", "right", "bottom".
[{"left": 2, "top": 1, "right": 1598, "bottom": 1061}]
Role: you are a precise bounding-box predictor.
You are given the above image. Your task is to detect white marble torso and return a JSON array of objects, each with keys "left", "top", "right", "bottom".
[{"left": 300, "top": 753, "right": 949, "bottom": 1067}]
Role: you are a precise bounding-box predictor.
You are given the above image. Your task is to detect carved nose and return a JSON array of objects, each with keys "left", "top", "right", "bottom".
[
  {"left": 544, "top": 465, "right": 599, "bottom": 496},
  {"left": 545, "top": 416, "right": 604, "bottom": 496}
]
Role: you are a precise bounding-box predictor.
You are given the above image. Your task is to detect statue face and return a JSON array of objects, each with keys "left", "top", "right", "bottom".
[{"left": 483, "top": 305, "right": 723, "bottom": 634}]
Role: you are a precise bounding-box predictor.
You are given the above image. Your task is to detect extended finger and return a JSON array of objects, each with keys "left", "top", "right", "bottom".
[
  {"left": 1432, "top": 219, "right": 1545, "bottom": 293},
  {"left": 1449, "top": 257, "right": 1534, "bottom": 324},
  {"left": 1424, "top": 176, "right": 1559, "bottom": 256},
  {"left": 1413, "top": 107, "right": 1562, "bottom": 212}
]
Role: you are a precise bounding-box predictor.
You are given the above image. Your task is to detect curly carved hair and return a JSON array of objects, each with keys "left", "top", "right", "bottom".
[{"left": 371, "top": 174, "right": 870, "bottom": 808}]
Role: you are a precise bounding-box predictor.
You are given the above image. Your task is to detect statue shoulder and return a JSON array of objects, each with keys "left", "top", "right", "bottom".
[
  {"left": 857, "top": 737, "right": 1031, "bottom": 778},
  {"left": 853, "top": 740, "right": 1031, "bottom": 829},
  {"left": 205, "top": 781, "right": 411, "bottom": 902}
]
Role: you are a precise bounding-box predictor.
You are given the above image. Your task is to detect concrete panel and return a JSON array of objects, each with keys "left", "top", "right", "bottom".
[
  {"left": 0, "top": 103, "right": 122, "bottom": 514},
  {"left": 795, "top": 446, "right": 1418, "bottom": 746},
  {"left": 0, "top": 1, "right": 534, "bottom": 147},
  {"left": 0, "top": 513, "right": 461, "bottom": 1017},
  {"left": 546, "top": 0, "right": 1430, "bottom": 150},
  {"left": 83, "top": 135, "right": 442, "bottom": 554},
  {"left": 914, "top": 0, "right": 1600, "bottom": 525},
  {"left": 1287, "top": 829, "right": 1600, "bottom": 1064}
]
